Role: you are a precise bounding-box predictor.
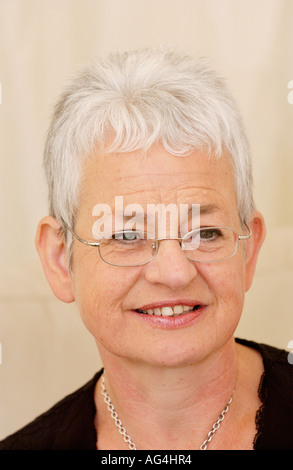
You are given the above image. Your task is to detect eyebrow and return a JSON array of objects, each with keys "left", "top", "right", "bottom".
[{"left": 199, "top": 204, "right": 220, "bottom": 215}]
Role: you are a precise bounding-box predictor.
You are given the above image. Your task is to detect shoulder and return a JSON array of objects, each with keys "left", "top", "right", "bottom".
[
  {"left": 236, "top": 337, "right": 293, "bottom": 382},
  {"left": 236, "top": 337, "right": 293, "bottom": 396},
  {"left": 236, "top": 338, "right": 293, "bottom": 449},
  {"left": 0, "top": 370, "right": 102, "bottom": 450}
]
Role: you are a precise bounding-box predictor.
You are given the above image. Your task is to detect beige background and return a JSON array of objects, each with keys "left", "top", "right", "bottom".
[{"left": 0, "top": 0, "right": 293, "bottom": 440}]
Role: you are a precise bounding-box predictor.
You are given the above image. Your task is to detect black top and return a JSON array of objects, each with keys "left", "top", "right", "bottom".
[{"left": 1, "top": 338, "right": 293, "bottom": 450}]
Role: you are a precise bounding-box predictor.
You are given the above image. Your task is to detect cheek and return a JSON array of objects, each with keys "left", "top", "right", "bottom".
[
  {"left": 72, "top": 257, "right": 141, "bottom": 339},
  {"left": 196, "top": 259, "right": 246, "bottom": 352},
  {"left": 201, "top": 256, "right": 246, "bottom": 317}
]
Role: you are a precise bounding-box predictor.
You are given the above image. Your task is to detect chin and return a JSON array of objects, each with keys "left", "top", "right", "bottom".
[{"left": 136, "top": 340, "right": 214, "bottom": 369}]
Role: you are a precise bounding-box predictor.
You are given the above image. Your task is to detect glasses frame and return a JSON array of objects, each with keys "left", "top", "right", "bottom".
[{"left": 62, "top": 220, "right": 252, "bottom": 267}]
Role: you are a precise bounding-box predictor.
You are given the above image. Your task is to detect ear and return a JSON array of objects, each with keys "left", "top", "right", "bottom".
[
  {"left": 35, "top": 216, "right": 75, "bottom": 303},
  {"left": 244, "top": 211, "right": 266, "bottom": 291}
]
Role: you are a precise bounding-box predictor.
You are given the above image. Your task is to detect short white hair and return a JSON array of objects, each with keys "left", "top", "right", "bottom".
[{"left": 44, "top": 46, "right": 255, "bottom": 236}]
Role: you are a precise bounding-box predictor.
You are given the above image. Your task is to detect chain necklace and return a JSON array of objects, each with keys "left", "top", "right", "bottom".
[{"left": 100, "top": 373, "right": 233, "bottom": 450}]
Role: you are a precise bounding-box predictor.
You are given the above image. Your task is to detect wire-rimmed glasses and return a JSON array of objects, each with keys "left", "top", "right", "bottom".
[{"left": 63, "top": 223, "right": 252, "bottom": 267}]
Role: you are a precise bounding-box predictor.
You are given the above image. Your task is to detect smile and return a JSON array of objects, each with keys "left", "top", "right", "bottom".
[{"left": 135, "top": 305, "right": 201, "bottom": 317}]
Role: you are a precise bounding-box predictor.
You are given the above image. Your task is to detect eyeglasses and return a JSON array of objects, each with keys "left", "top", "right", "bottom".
[{"left": 63, "top": 223, "right": 252, "bottom": 267}]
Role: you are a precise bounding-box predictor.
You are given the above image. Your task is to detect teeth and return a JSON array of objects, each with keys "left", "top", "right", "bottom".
[
  {"left": 161, "top": 307, "right": 174, "bottom": 316},
  {"left": 173, "top": 305, "right": 184, "bottom": 314},
  {"left": 137, "top": 305, "right": 198, "bottom": 316}
]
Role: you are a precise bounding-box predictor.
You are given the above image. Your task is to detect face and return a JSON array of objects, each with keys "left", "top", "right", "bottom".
[{"left": 67, "top": 144, "right": 258, "bottom": 368}]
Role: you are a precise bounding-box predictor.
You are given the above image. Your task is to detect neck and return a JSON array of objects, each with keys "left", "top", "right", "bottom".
[{"left": 95, "top": 337, "right": 238, "bottom": 450}]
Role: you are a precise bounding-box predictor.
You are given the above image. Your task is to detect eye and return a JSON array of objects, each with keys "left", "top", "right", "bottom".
[
  {"left": 112, "top": 231, "right": 145, "bottom": 241},
  {"left": 122, "top": 231, "right": 141, "bottom": 241},
  {"left": 199, "top": 228, "right": 223, "bottom": 240}
]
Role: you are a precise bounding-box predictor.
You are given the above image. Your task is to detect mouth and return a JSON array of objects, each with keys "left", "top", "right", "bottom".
[{"left": 135, "top": 304, "right": 202, "bottom": 317}]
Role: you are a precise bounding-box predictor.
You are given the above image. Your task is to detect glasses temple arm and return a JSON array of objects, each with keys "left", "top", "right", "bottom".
[
  {"left": 60, "top": 218, "right": 100, "bottom": 247},
  {"left": 238, "top": 222, "right": 252, "bottom": 240}
]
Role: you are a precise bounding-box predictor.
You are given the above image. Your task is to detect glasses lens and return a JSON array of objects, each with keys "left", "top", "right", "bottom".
[
  {"left": 182, "top": 227, "right": 238, "bottom": 262},
  {"left": 99, "top": 231, "right": 155, "bottom": 266}
]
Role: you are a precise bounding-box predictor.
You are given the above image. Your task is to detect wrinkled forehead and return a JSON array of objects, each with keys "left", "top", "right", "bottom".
[
  {"left": 75, "top": 144, "right": 239, "bottom": 235},
  {"left": 81, "top": 144, "right": 235, "bottom": 199}
]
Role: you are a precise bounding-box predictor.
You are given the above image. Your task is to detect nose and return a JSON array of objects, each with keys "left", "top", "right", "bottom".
[{"left": 143, "top": 239, "right": 198, "bottom": 290}]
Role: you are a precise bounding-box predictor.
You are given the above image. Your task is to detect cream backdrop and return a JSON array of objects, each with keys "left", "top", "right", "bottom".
[{"left": 0, "top": 0, "right": 293, "bottom": 440}]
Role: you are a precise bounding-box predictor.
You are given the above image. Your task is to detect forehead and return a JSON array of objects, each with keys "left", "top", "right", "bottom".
[{"left": 79, "top": 143, "right": 238, "bottom": 219}]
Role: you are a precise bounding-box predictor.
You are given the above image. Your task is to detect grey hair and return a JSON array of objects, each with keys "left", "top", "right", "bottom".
[{"left": 44, "top": 46, "right": 255, "bottom": 240}]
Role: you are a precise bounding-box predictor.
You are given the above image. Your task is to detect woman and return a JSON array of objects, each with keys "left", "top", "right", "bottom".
[{"left": 1, "top": 46, "right": 292, "bottom": 450}]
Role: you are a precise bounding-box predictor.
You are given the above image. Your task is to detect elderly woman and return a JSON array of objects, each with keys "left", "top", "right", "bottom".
[{"left": 1, "top": 47, "right": 292, "bottom": 451}]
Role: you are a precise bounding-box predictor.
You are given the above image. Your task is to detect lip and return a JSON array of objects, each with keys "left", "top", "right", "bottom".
[{"left": 130, "top": 299, "right": 206, "bottom": 329}]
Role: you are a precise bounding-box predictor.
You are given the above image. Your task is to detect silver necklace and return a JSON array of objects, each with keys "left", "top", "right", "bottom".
[{"left": 100, "top": 373, "right": 233, "bottom": 450}]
